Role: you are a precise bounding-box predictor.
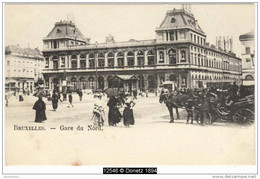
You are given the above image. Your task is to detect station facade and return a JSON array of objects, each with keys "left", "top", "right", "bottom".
[{"left": 42, "top": 7, "right": 242, "bottom": 92}]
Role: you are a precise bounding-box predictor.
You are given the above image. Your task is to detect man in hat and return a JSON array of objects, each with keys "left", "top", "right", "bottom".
[{"left": 52, "top": 90, "right": 59, "bottom": 111}]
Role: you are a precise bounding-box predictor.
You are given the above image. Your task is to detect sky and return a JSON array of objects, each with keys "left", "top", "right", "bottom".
[{"left": 4, "top": 3, "right": 255, "bottom": 57}]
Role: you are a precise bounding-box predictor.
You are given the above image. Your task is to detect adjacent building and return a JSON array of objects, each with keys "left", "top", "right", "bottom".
[
  {"left": 239, "top": 31, "right": 255, "bottom": 85},
  {"left": 42, "top": 7, "right": 242, "bottom": 92},
  {"left": 5, "top": 45, "right": 44, "bottom": 92}
]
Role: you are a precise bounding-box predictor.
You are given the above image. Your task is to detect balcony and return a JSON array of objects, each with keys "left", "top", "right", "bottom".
[{"left": 42, "top": 64, "right": 193, "bottom": 73}]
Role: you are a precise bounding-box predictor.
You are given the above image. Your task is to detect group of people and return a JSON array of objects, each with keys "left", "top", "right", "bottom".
[{"left": 92, "top": 94, "right": 136, "bottom": 128}]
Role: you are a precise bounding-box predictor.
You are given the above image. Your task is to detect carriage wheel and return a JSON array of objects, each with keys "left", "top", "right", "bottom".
[
  {"left": 195, "top": 111, "right": 212, "bottom": 125},
  {"left": 232, "top": 108, "right": 254, "bottom": 125}
]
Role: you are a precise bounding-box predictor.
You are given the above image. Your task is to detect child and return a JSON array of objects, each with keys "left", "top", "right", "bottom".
[{"left": 92, "top": 98, "right": 105, "bottom": 127}]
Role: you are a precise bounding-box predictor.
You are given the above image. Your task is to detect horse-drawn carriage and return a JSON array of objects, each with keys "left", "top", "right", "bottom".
[
  {"left": 209, "top": 91, "right": 254, "bottom": 125},
  {"left": 159, "top": 85, "right": 255, "bottom": 125}
]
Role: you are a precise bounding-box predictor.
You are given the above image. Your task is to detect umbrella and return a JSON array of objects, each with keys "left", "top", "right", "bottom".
[
  {"left": 103, "top": 88, "right": 118, "bottom": 97},
  {"left": 34, "top": 90, "right": 47, "bottom": 98}
]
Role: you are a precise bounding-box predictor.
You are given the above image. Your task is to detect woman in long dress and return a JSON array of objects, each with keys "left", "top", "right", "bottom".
[
  {"left": 123, "top": 98, "right": 135, "bottom": 127},
  {"left": 52, "top": 91, "right": 59, "bottom": 111},
  {"left": 92, "top": 96, "right": 105, "bottom": 127},
  {"left": 107, "top": 96, "right": 121, "bottom": 126},
  {"left": 33, "top": 97, "right": 47, "bottom": 123}
]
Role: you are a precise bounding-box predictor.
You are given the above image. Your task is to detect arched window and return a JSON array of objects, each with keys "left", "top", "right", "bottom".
[
  {"left": 107, "top": 52, "right": 114, "bottom": 67},
  {"left": 168, "top": 49, "right": 177, "bottom": 65},
  {"left": 98, "top": 53, "right": 105, "bottom": 67},
  {"left": 159, "top": 51, "right": 164, "bottom": 63},
  {"left": 80, "top": 54, "right": 86, "bottom": 68},
  {"left": 71, "top": 54, "right": 77, "bottom": 69},
  {"left": 147, "top": 50, "right": 155, "bottom": 66},
  {"left": 245, "top": 75, "right": 254, "bottom": 80},
  {"left": 127, "top": 51, "right": 134, "bottom": 67},
  {"left": 137, "top": 51, "right": 144, "bottom": 66},
  {"left": 117, "top": 52, "right": 124, "bottom": 67},
  {"left": 138, "top": 75, "right": 145, "bottom": 91},
  {"left": 52, "top": 56, "right": 58, "bottom": 69},
  {"left": 89, "top": 53, "right": 95, "bottom": 68},
  {"left": 148, "top": 75, "right": 156, "bottom": 90}
]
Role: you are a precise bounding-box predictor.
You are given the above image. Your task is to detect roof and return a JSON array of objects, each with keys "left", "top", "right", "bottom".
[
  {"left": 5, "top": 45, "right": 43, "bottom": 58},
  {"left": 44, "top": 20, "right": 86, "bottom": 41},
  {"left": 239, "top": 31, "right": 254, "bottom": 41},
  {"left": 157, "top": 8, "right": 204, "bottom": 35}
]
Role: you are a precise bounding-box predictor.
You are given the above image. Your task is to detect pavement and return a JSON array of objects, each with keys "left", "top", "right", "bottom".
[{"left": 4, "top": 93, "right": 255, "bottom": 166}]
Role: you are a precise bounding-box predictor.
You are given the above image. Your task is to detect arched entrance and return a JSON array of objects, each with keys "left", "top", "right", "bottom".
[
  {"left": 169, "top": 74, "right": 177, "bottom": 82},
  {"left": 71, "top": 77, "right": 77, "bottom": 90},
  {"left": 88, "top": 77, "right": 95, "bottom": 90},
  {"left": 107, "top": 76, "right": 113, "bottom": 88},
  {"left": 138, "top": 75, "right": 144, "bottom": 91},
  {"left": 52, "top": 78, "right": 59, "bottom": 92},
  {"left": 148, "top": 75, "right": 156, "bottom": 91},
  {"left": 79, "top": 77, "right": 86, "bottom": 89},
  {"left": 98, "top": 76, "right": 104, "bottom": 90}
]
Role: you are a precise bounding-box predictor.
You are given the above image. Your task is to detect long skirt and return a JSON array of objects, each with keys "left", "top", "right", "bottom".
[
  {"left": 35, "top": 110, "right": 47, "bottom": 122},
  {"left": 52, "top": 101, "right": 58, "bottom": 110},
  {"left": 93, "top": 112, "right": 104, "bottom": 127},
  {"left": 123, "top": 108, "right": 135, "bottom": 126},
  {"left": 19, "top": 95, "right": 24, "bottom": 102},
  {"left": 108, "top": 108, "right": 122, "bottom": 126}
]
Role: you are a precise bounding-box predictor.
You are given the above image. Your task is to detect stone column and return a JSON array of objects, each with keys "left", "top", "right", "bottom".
[
  {"left": 134, "top": 51, "right": 138, "bottom": 66},
  {"left": 104, "top": 75, "right": 108, "bottom": 89},
  {"left": 164, "top": 49, "right": 167, "bottom": 64},
  {"left": 156, "top": 50, "right": 160, "bottom": 64},
  {"left": 144, "top": 75, "right": 149, "bottom": 90},
  {"left": 144, "top": 50, "right": 148, "bottom": 66},
  {"left": 49, "top": 56, "right": 53, "bottom": 69},
  {"left": 49, "top": 78, "right": 52, "bottom": 90},
  {"left": 77, "top": 54, "right": 80, "bottom": 68},
  {"left": 64, "top": 56, "right": 68, "bottom": 68},
  {"left": 114, "top": 52, "right": 118, "bottom": 67},
  {"left": 104, "top": 53, "right": 108, "bottom": 67},
  {"left": 163, "top": 32, "right": 167, "bottom": 41},
  {"left": 58, "top": 56, "right": 62, "bottom": 68},
  {"left": 178, "top": 73, "right": 182, "bottom": 88},
  {"left": 124, "top": 51, "right": 127, "bottom": 67},
  {"left": 68, "top": 55, "right": 71, "bottom": 68},
  {"left": 86, "top": 54, "right": 89, "bottom": 68}
]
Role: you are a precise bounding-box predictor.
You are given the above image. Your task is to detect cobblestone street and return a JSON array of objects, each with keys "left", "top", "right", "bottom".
[{"left": 5, "top": 93, "right": 255, "bottom": 166}]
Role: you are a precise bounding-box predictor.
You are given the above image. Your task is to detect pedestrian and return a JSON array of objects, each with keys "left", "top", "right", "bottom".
[
  {"left": 123, "top": 97, "right": 135, "bottom": 127},
  {"left": 199, "top": 90, "right": 210, "bottom": 126},
  {"left": 185, "top": 99, "right": 194, "bottom": 124},
  {"left": 32, "top": 96, "right": 47, "bottom": 123},
  {"left": 18, "top": 89, "right": 24, "bottom": 102},
  {"left": 107, "top": 96, "right": 121, "bottom": 126},
  {"left": 78, "top": 89, "right": 83, "bottom": 101},
  {"left": 68, "top": 93, "right": 74, "bottom": 107},
  {"left": 91, "top": 96, "right": 105, "bottom": 127},
  {"left": 133, "top": 89, "right": 137, "bottom": 100},
  {"left": 52, "top": 90, "right": 59, "bottom": 111},
  {"left": 63, "top": 90, "right": 67, "bottom": 101}
]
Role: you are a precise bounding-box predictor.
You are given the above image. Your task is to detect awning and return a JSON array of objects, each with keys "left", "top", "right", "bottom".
[{"left": 114, "top": 75, "right": 137, "bottom": 81}]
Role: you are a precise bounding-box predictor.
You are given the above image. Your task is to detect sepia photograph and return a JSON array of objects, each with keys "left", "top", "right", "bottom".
[{"left": 2, "top": 1, "right": 257, "bottom": 176}]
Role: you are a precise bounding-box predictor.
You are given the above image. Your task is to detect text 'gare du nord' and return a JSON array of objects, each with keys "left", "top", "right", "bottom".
[{"left": 42, "top": 7, "right": 242, "bottom": 93}]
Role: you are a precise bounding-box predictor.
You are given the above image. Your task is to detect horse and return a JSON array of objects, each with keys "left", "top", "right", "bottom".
[{"left": 159, "top": 91, "right": 195, "bottom": 123}]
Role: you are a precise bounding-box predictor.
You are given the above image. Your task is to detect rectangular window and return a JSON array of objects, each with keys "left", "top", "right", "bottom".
[{"left": 246, "top": 47, "right": 251, "bottom": 54}]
